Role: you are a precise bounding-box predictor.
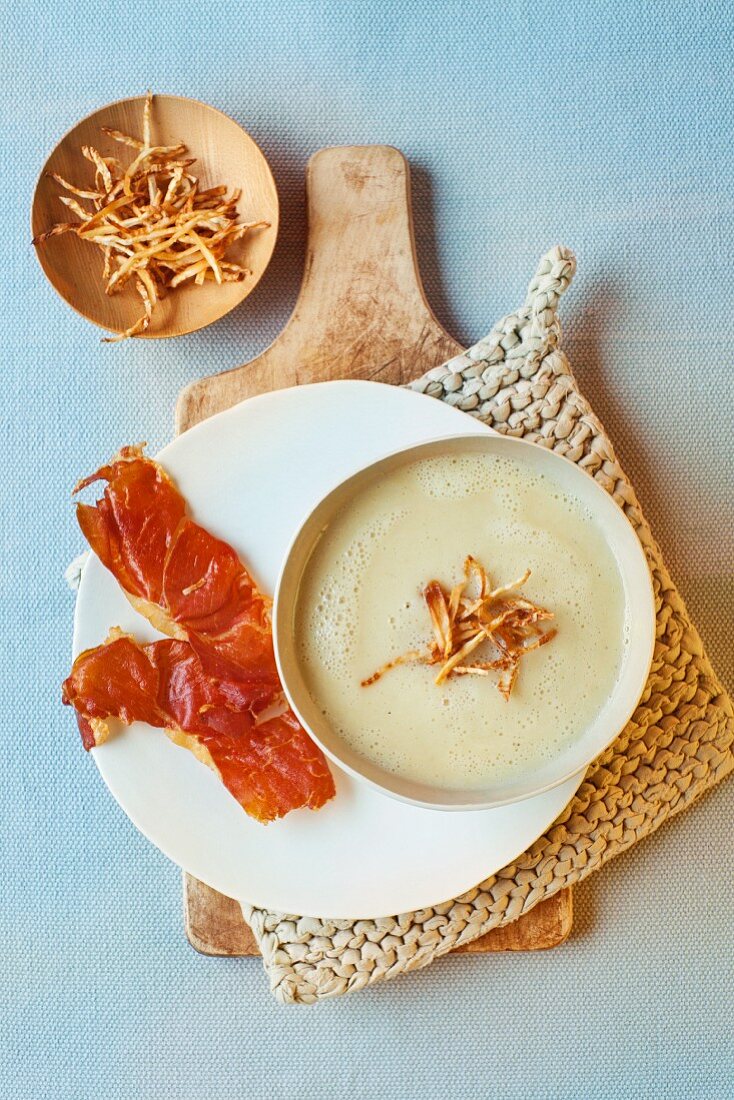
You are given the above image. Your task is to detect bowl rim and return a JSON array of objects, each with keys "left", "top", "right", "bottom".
[
  {"left": 273, "top": 430, "right": 656, "bottom": 811},
  {"left": 30, "top": 92, "right": 279, "bottom": 339}
]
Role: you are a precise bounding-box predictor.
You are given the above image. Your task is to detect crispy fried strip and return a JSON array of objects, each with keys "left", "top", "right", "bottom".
[
  {"left": 520, "top": 627, "right": 558, "bottom": 653},
  {"left": 169, "top": 258, "right": 209, "bottom": 286},
  {"left": 452, "top": 659, "right": 511, "bottom": 676},
  {"left": 434, "top": 629, "right": 486, "bottom": 685},
  {"left": 447, "top": 578, "right": 466, "bottom": 632},
  {"left": 498, "top": 663, "right": 519, "bottom": 702},
  {"left": 49, "top": 173, "right": 101, "bottom": 200},
  {"left": 360, "top": 650, "right": 426, "bottom": 687},
  {"left": 424, "top": 581, "right": 451, "bottom": 658},
  {"left": 487, "top": 569, "right": 532, "bottom": 600},
  {"left": 82, "top": 145, "right": 113, "bottom": 193},
  {"left": 58, "top": 194, "right": 92, "bottom": 221},
  {"left": 143, "top": 90, "right": 152, "bottom": 149},
  {"left": 101, "top": 125, "right": 145, "bottom": 150},
  {"left": 185, "top": 229, "right": 222, "bottom": 283},
  {"left": 32, "top": 222, "right": 78, "bottom": 244}
]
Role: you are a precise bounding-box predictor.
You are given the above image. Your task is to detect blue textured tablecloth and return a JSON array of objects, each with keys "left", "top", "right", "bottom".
[{"left": 2, "top": 1, "right": 733, "bottom": 1097}]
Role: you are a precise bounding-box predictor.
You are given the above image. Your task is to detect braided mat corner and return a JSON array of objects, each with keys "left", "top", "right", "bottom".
[{"left": 242, "top": 246, "right": 734, "bottom": 1004}]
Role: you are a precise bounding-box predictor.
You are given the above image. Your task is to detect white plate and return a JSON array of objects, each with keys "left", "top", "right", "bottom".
[{"left": 73, "top": 381, "right": 582, "bottom": 918}]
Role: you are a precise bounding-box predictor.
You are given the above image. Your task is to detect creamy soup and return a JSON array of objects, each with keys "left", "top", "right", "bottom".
[{"left": 293, "top": 452, "right": 628, "bottom": 791}]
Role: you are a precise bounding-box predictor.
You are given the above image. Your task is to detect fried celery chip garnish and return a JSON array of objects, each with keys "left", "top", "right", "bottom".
[
  {"left": 361, "top": 556, "right": 557, "bottom": 701},
  {"left": 33, "top": 92, "right": 270, "bottom": 340}
]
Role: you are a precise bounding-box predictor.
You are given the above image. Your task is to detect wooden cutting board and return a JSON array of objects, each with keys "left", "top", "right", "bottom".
[{"left": 176, "top": 145, "right": 573, "bottom": 956}]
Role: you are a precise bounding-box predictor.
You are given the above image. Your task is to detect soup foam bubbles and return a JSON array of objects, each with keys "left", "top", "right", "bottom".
[{"left": 294, "top": 452, "right": 627, "bottom": 790}]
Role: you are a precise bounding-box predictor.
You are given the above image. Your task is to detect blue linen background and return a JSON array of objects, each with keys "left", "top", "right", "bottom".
[{"left": 2, "top": 1, "right": 733, "bottom": 1097}]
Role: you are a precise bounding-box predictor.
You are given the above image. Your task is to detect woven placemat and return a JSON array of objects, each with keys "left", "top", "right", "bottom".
[{"left": 241, "top": 246, "right": 734, "bottom": 1003}]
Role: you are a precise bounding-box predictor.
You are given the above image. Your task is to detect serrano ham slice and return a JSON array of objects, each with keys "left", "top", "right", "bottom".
[
  {"left": 62, "top": 632, "right": 335, "bottom": 823},
  {"left": 75, "top": 445, "right": 277, "bottom": 683}
]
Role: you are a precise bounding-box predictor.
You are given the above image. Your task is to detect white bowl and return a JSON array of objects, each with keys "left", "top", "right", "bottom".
[{"left": 274, "top": 432, "right": 655, "bottom": 811}]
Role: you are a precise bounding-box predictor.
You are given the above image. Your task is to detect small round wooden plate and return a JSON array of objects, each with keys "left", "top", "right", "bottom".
[{"left": 31, "top": 95, "right": 279, "bottom": 339}]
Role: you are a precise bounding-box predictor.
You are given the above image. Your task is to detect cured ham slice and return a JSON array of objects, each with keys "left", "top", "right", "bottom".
[
  {"left": 62, "top": 632, "right": 335, "bottom": 823},
  {"left": 75, "top": 447, "right": 186, "bottom": 607},
  {"left": 75, "top": 445, "right": 277, "bottom": 686}
]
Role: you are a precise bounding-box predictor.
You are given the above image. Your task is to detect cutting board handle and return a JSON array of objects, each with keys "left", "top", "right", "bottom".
[{"left": 177, "top": 145, "right": 460, "bottom": 430}]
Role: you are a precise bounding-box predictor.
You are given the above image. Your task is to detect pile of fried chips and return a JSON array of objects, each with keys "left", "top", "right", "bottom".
[
  {"left": 362, "top": 556, "right": 557, "bottom": 700},
  {"left": 33, "top": 93, "right": 268, "bottom": 340}
]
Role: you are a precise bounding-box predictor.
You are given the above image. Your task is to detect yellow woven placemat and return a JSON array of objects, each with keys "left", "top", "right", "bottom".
[{"left": 242, "top": 247, "right": 734, "bottom": 1003}]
